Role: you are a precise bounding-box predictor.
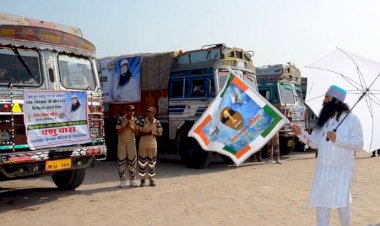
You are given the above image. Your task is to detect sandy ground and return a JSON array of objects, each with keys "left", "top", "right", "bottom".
[{"left": 0, "top": 150, "right": 379, "bottom": 226}]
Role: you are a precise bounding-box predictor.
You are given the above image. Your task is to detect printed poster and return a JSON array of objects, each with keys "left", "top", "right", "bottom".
[
  {"left": 188, "top": 71, "right": 289, "bottom": 166},
  {"left": 99, "top": 56, "right": 142, "bottom": 103},
  {"left": 23, "top": 91, "right": 91, "bottom": 149}
]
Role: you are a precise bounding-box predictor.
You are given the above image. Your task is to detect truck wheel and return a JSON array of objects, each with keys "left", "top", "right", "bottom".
[
  {"left": 181, "top": 138, "right": 208, "bottom": 169},
  {"left": 279, "top": 137, "right": 295, "bottom": 155},
  {"left": 220, "top": 154, "right": 233, "bottom": 164},
  {"left": 52, "top": 168, "right": 86, "bottom": 190},
  {"left": 292, "top": 138, "right": 306, "bottom": 152}
]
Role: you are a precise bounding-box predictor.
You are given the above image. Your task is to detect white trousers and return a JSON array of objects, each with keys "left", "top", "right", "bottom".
[{"left": 316, "top": 203, "right": 351, "bottom": 226}]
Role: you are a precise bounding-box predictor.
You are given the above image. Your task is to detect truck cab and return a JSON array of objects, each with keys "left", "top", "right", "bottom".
[
  {"left": 256, "top": 63, "right": 306, "bottom": 154},
  {"left": 0, "top": 12, "right": 106, "bottom": 189},
  {"left": 168, "top": 44, "right": 257, "bottom": 168}
]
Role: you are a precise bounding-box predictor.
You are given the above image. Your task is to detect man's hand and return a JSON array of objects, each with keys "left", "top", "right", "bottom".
[
  {"left": 326, "top": 131, "right": 336, "bottom": 143},
  {"left": 291, "top": 124, "right": 301, "bottom": 135}
]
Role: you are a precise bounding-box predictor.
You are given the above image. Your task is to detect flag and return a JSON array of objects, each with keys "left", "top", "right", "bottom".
[{"left": 188, "top": 70, "right": 289, "bottom": 166}]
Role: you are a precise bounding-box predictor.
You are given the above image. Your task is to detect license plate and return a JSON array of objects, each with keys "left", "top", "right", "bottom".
[
  {"left": 45, "top": 159, "right": 72, "bottom": 172},
  {"left": 287, "top": 140, "right": 294, "bottom": 147}
]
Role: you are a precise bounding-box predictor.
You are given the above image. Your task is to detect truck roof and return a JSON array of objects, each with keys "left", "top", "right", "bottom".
[
  {"left": 0, "top": 12, "right": 95, "bottom": 57},
  {"left": 256, "top": 63, "right": 300, "bottom": 77},
  {"left": 256, "top": 63, "right": 302, "bottom": 84},
  {"left": 0, "top": 12, "right": 82, "bottom": 37}
]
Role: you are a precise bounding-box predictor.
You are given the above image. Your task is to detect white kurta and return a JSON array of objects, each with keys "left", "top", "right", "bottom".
[{"left": 298, "top": 113, "right": 363, "bottom": 208}]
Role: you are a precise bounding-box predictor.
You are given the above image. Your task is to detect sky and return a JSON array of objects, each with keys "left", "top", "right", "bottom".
[{"left": 2, "top": 0, "right": 380, "bottom": 75}]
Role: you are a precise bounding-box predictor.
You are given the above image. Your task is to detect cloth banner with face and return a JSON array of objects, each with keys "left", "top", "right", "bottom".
[
  {"left": 100, "top": 56, "right": 142, "bottom": 103},
  {"left": 23, "top": 90, "right": 90, "bottom": 149}
]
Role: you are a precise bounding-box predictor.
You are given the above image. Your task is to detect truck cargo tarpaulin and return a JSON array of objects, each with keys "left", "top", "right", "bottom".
[
  {"left": 100, "top": 56, "right": 142, "bottom": 103},
  {"left": 188, "top": 70, "right": 289, "bottom": 166}
]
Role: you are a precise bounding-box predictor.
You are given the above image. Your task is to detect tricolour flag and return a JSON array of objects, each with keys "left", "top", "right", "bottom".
[{"left": 188, "top": 70, "right": 289, "bottom": 166}]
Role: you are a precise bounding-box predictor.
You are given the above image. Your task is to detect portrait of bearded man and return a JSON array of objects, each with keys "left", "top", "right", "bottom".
[
  {"left": 67, "top": 95, "right": 86, "bottom": 122},
  {"left": 111, "top": 59, "right": 140, "bottom": 102}
]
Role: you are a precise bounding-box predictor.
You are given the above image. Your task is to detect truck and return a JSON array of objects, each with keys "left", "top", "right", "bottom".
[
  {"left": 99, "top": 44, "right": 257, "bottom": 168},
  {"left": 0, "top": 12, "right": 106, "bottom": 190},
  {"left": 256, "top": 63, "right": 306, "bottom": 155},
  {"left": 301, "top": 77, "right": 317, "bottom": 131}
]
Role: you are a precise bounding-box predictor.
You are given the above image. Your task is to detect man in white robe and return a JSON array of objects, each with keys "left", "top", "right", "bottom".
[{"left": 292, "top": 85, "right": 364, "bottom": 226}]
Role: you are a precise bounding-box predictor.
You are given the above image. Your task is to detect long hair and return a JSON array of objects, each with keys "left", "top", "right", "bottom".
[{"left": 316, "top": 97, "right": 349, "bottom": 129}]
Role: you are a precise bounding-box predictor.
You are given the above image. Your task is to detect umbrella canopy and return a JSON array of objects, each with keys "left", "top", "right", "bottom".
[{"left": 305, "top": 48, "right": 380, "bottom": 152}]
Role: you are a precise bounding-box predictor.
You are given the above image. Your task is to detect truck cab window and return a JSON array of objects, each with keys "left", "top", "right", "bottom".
[
  {"left": 217, "top": 71, "right": 229, "bottom": 92},
  {"left": 294, "top": 84, "right": 304, "bottom": 104},
  {"left": 278, "top": 83, "right": 295, "bottom": 104},
  {"left": 236, "top": 51, "right": 243, "bottom": 59},
  {"left": 259, "top": 90, "right": 270, "bottom": 101},
  {"left": 191, "top": 79, "right": 205, "bottom": 97},
  {"left": 59, "top": 55, "right": 96, "bottom": 90},
  {"left": 209, "top": 77, "right": 215, "bottom": 97},
  {"left": 0, "top": 47, "right": 41, "bottom": 86},
  {"left": 169, "top": 79, "right": 184, "bottom": 98},
  {"left": 243, "top": 72, "right": 258, "bottom": 91}
]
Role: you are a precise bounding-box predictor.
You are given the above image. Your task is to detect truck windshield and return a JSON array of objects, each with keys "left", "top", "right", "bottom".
[
  {"left": 59, "top": 55, "right": 96, "bottom": 90},
  {"left": 294, "top": 84, "right": 304, "bottom": 104},
  {"left": 278, "top": 83, "right": 295, "bottom": 104},
  {"left": 242, "top": 72, "right": 258, "bottom": 91},
  {"left": 0, "top": 47, "right": 42, "bottom": 86},
  {"left": 217, "top": 71, "right": 229, "bottom": 92},
  {"left": 217, "top": 70, "right": 257, "bottom": 92}
]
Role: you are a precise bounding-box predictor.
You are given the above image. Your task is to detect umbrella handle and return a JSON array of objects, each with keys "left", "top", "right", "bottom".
[{"left": 326, "top": 129, "right": 337, "bottom": 141}]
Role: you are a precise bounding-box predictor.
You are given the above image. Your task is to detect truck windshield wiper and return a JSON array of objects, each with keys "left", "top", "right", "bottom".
[{"left": 12, "top": 48, "right": 37, "bottom": 80}]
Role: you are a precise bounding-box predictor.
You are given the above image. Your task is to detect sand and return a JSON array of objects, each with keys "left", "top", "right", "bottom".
[{"left": 0, "top": 150, "right": 379, "bottom": 226}]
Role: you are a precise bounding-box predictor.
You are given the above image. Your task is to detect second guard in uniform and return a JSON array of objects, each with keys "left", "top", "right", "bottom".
[{"left": 137, "top": 107, "right": 163, "bottom": 187}]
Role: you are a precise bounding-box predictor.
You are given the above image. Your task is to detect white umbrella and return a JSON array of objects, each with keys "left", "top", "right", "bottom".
[{"left": 305, "top": 48, "right": 380, "bottom": 153}]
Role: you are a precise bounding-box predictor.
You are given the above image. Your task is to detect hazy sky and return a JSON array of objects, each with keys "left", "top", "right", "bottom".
[{"left": 2, "top": 0, "right": 380, "bottom": 74}]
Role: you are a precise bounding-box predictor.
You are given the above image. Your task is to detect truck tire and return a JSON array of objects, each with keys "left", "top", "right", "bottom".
[
  {"left": 52, "top": 168, "right": 86, "bottom": 190},
  {"left": 180, "top": 138, "right": 208, "bottom": 169},
  {"left": 220, "top": 154, "right": 234, "bottom": 164},
  {"left": 279, "top": 136, "right": 295, "bottom": 155},
  {"left": 292, "top": 138, "right": 306, "bottom": 152}
]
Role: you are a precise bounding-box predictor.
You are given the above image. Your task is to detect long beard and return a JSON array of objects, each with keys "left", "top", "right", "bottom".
[
  {"left": 118, "top": 70, "right": 132, "bottom": 88},
  {"left": 71, "top": 102, "right": 81, "bottom": 112},
  {"left": 316, "top": 101, "right": 337, "bottom": 129}
]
